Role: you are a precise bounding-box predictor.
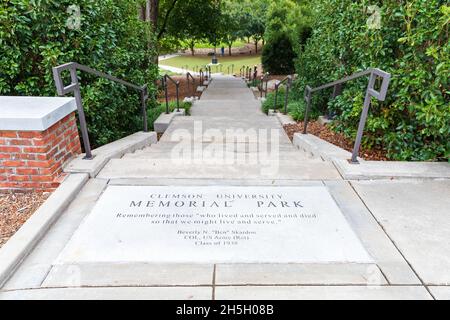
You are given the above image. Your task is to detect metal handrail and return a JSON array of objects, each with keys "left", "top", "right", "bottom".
[
  {"left": 252, "top": 66, "right": 258, "bottom": 86},
  {"left": 199, "top": 69, "right": 204, "bottom": 84},
  {"left": 163, "top": 74, "right": 180, "bottom": 113},
  {"left": 52, "top": 62, "right": 149, "bottom": 160},
  {"left": 274, "top": 75, "right": 293, "bottom": 115},
  {"left": 227, "top": 64, "right": 235, "bottom": 75},
  {"left": 204, "top": 66, "right": 210, "bottom": 80},
  {"left": 259, "top": 72, "right": 269, "bottom": 98},
  {"left": 303, "top": 68, "right": 391, "bottom": 163},
  {"left": 186, "top": 72, "right": 196, "bottom": 97},
  {"left": 240, "top": 66, "right": 246, "bottom": 77}
]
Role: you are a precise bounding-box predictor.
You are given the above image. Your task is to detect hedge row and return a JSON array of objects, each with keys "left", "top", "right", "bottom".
[
  {"left": 293, "top": 0, "right": 449, "bottom": 161},
  {"left": 0, "top": 0, "right": 159, "bottom": 148}
]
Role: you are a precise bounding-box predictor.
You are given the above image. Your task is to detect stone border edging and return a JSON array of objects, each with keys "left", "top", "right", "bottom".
[
  {"left": 293, "top": 133, "right": 450, "bottom": 180},
  {"left": 293, "top": 133, "right": 355, "bottom": 161},
  {"left": 334, "top": 159, "right": 450, "bottom": 180},
  {"left": 64, "top": 131, "right": 157, "bottom": 178},
  {"left": 154, "top": 111, "right": 186, "bottom": 134},
  {"left": 0, "top": 173, "right": 89, "bottom": 288},
  {"left": 275, "top": 112, "right": 296, "bottom": 126}
]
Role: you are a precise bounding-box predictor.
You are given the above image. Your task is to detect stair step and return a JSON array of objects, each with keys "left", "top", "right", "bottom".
[
  {"left": 123, "top": 150, "right": 321, "bottom": 161},
  {"left": 98, "top": 159, "right": 340, "bottom": 180}
]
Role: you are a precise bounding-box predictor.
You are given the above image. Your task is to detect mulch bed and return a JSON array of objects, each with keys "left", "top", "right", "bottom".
[
  {"left": 0, "top": 192, "right": 50, "bottom": 248},
  {"left": 157, "top": 75, "right": 202, "bottom": 102},
  {"left": 284, "top": 121, "right": 389, "bottom": 161}
]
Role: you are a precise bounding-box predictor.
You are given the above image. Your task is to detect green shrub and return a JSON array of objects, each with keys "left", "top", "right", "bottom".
[
  {"left": 262, "top": 33, "right": 296, "bottom": 75},
  {"left": 262, "top": 88, "right": 288, "bottom": 114},
  {"left": 294, "top": 0, "right": 449, "bottom": 161},
  {"left": 148, "top": 101, "right": 193, "bottom": 130},
  {"left": 0, "top": 0, "right": 158, "bottom": 148},
  {"left": 288, "top": 100, "right": 320, "bottom": 122}
]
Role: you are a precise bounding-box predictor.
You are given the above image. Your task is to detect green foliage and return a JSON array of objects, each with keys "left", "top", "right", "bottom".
[
  {"left": 265, "top": 0, "right": 295, "bottom": 41},
  {"left": 0, "top": 0, "right": 159, "bottom": 148},
  {"left": 148, "top": 101, "right": 192, "bottom": 130},
  {"left": 166, "top": 0, "right": 221, "bottom": 55},
  {"left": 288, "top": 100, "right": 320, "bottom": 122},
  {"left": 262, "top": 88, "right": 290, "bottom": 113},
  {"left": 262, "top": 33, "right": 296, "bottom": 74},
  {"left": 224, "top": 0, "right": 267, "bottom": 52},
  {"left": 294, "top": 0, "right": 449, "bottom": 161}
]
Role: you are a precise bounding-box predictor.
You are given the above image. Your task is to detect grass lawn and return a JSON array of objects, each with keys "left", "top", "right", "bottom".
[
  {"left": 189, "top": 39, "right": 248, "bottom": 49},
  {"left": 160, "top": 55, "right": 261, "bottom": 74},
  {"left": 158, "top": 68, "right": 180, "bottom": 76}
]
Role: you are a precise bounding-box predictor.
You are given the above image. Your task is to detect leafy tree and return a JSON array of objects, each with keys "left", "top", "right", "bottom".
[
  {"left": 265, "top": 0, "right": 296, "bottom": 41},
  {"left": 0, "top": 0, "right": 158, "bottom": 148},
  {"left": 165, "top": 0, "right": 220, "bottom": 55},
  {"left": 294, "top": 0, "right": 449, "bottom": 161},
  {"left": 247, "top": 16, "right": 266, "bottom": 53},
  {"left": 262, "top": 32, "right": 296, "bottom": 74},
  {"left": 219, "top": 1, "right": 242, "bottom": 55}
]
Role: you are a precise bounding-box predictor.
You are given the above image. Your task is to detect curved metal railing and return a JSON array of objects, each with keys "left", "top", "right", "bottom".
[
  {"left": 303, "top": 68, "right": 391, "bottom": 163},
  {"left": 227, "top": 64, "right": 235, "bottom": 75},
  {"left": 186, "top": 72, "right": 196, "bottom": 97},
  {"left": 259, "top": 72, "right": 270, "bottom": 98},
  {"left": 162, "top": 74, "right": 180, "bottom": 113},
  {"left": 274, "top": 75, "right": 293, "bottom": 115},
  {"left": 199, "top": 69, "right": 204, "bottom": 84},
  {"left": 239, "top": 66, "right": 246, "bottom": 78},
  {"left": 52, "top": 62, "right": 149, "bottom": 160}
]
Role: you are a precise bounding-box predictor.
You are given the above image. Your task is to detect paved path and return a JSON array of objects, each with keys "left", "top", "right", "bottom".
[
  {"left": 105, "top": 76, "right": 340, "bottom": 181},
  {"left": 1, "top": 76, "right": 449, "bottom": 300}
]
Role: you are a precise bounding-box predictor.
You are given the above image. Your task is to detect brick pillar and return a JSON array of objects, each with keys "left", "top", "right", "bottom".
[{"left": 0, "top": 113, "right": 81, "bottom": 192}]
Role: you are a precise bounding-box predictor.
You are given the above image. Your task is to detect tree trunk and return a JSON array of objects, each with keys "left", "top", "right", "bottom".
[
  {"left": 190, "top": 41, "right": 195, "bottom": 56},
  {"left": 255, "top": 40, "right": 258, "bottom": 54},
  {"left": 146, "top": 0, "right": 159, "bottom": 65},
  {"left": 148, "top": 0, "right": 158, "bottom": 31},
  {"left": 228, "top": 44, "right": 232, "bottom": 56}
]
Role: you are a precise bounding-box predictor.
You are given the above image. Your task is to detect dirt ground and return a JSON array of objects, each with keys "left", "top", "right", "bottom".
[
  {"left": 180, "top": 43, "right": 263, "bottom": 56},
  {"left": 284, "top": 121, "right": 389, "bottom": 161},
  {"left": 0, "top": 192, "right": 50, "bottom": 248},
  {"left": 157, "top": 75, "right": 202, "bottom": 102}
]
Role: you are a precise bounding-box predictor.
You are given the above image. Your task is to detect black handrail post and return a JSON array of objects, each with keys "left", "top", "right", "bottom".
[
  {"left": 284, "top": 76, "right": 292, "bottom": 115},
  {"left": 187, "top": 73, "right": 190, "bottom": 95},
  {"left": 265, "top": 73, "right": 269, "bottom": 98},
  {"left": 69, "top": 66, "right": 93, "bottom": 160},
  {"left": 351, "top": 72, "right": 377, "bottom": 164},
  {"left": 274, "top": 84, "right": 279, "bottom": 111},
  {"left": 303, "top": 86, "right": 312, "bottom": 134},
  {"left": 164, "top": 76, "right": 169, "bottom": 114},
  {"left": 141, "top": 85, "right": 148, "bottom": 132},
  {"left": 176, "top": 81, "right": 180, "bottom": 112}
]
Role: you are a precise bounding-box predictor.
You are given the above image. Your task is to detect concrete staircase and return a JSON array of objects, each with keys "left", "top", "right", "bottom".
[{"left": 98, "top": 76, "right": 341, "bottom": 181}]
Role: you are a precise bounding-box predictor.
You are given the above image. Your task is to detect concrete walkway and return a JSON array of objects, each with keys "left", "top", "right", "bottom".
[{"left": 1, "top": 76, "right": 449, "bottom": 300}]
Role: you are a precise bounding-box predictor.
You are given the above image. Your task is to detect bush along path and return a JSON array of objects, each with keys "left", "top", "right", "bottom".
[{"left": 290, "top": 0, "right": 449, "bottom": 162}]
